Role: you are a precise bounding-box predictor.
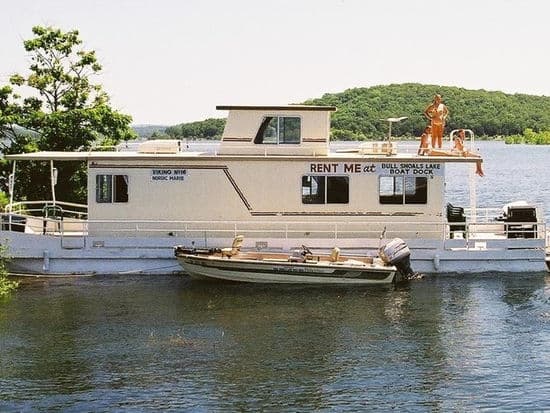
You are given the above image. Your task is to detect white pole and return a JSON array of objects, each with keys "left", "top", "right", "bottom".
[
  {"left": 387, "top": 121, "right": 392, "bottom": 156},
  {"left": 50, "top": 160, "right": 56, "bottom": 205},
  {"left": 8, "top": 161, "right": 16, "bottom": 213},
  {"left": 469, "top": 163, "right": 477, "bottom": 223}
]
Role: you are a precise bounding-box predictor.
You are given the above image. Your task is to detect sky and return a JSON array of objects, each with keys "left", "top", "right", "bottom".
[{"left": 1, "top": 0, "right": 549, "bottom": 125}]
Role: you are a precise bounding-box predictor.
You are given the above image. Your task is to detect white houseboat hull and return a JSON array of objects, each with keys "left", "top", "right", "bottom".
[{"left": 2, "top": 231, "right": 547, "bottom": 276}]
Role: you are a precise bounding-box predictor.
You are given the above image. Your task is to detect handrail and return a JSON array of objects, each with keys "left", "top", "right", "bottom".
[
  {"left": 4, "top": 200, "right": 87, "bottom": 212},
  {"left": 4, "top": 200, "right": 88, "bottom": 221},
  {"left": 1, "top": 211, "right": 545, "bottom": 228},
  {"left": 449, "top": 129, "right": 475, "bottom": 151},
  {"left": 1, "top": 211, "right": 545, "bottom": 244},
  {"left": 5, "top": 200, "right": 87, "bottom": 210}
]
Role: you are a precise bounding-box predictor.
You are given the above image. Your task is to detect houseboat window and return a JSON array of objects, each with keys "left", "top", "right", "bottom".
[
  {"left": 302, "top": 176, "right": 325, "bottom": 204},
  {"left": 96, "top": 175, "right": 112, "bottom": 203},
  {"left": 280, "top": 117, "right": 300, "bottom": 143},
  {"left": 114, "top": 175, "right": 129, "bottom": 203},
  {"left": 96, "top": 174, "right": 128, "bottom": 203},
  {"left": 254, "top": 116, "right": 301, "bottom": 144},
  {"left": 379, "top": 176, "right": 427, "bottom": 204},
  {"left": 302, "top": 175, "right": 349, "bottom": 204},
  {"left": 405, "top": 177, "right": 427, "bottom": 204},
  {"left": 327, "top": 176, "right": 349, "bottom": 203}
]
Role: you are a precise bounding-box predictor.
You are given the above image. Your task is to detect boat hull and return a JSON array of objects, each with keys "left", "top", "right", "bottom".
[
  {"left": 177, "top": 255, "right": 396, "bottom": 285},
  {"left": 1, "top": 231, "right": 547, "bottom": 275}
]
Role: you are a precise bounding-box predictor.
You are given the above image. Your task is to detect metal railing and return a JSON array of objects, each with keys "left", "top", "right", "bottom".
[
  {"left": 1, "top": 210, "right": 546, "bottom": 244},
  {"left": 5, "top": 200, "right": 88, "bottom": 219}
]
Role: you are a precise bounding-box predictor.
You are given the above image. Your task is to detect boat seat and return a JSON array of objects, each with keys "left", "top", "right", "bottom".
[
  {"left": 330, "top": 247, "right": 340, "bottom": 262},
  {"left": 447, "top": 203, "right": 466, "bottom": 238},
  {"left": 221, "top": 235, "right": 244, "bottom": 259}
]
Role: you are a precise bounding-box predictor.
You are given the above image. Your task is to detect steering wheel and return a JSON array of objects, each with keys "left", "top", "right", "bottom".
[{"left": 301, "top": 245, "right": 312, "bottom": 256}]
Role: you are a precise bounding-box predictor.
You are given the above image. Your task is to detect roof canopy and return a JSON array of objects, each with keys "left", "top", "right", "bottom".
[{"left": 216, "top": 105, "right": 337, "bottom": 112}]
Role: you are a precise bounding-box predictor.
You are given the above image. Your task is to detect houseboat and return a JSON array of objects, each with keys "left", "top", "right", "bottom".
[{"left": 1, "top": 105, "right": 547, "bottom": 275}]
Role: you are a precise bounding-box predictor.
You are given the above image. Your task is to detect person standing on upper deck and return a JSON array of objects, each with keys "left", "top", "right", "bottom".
[{"left": 424, "top": 94, "right": 449, "bottom": 149}]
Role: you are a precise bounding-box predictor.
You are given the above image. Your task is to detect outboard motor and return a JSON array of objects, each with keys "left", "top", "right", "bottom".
[
  {"left": 379, "top": 238, "right": 420, "bottom": 281},
  {"left": 497, "top": 201, "right": 538, "bottom": 239}
]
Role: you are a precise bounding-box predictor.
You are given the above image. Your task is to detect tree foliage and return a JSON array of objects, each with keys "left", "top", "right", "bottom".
[
  {"left": 0, "top": 244, "right": 18, "bottom": 297},
  {"left": 165, "top": 84, "right": 550, "bottom": 141},
  {"left": 305, "top": 83, "right": 550, "bottom": 140},
  {"left": 505, "top": 128, "right": 550, "bottom": 145},
  {"left": 165, "top": 118, "right": 225, "bottom": 140},
  {"left": 0, "top": 26, "right": 136, "bottom": 203}
]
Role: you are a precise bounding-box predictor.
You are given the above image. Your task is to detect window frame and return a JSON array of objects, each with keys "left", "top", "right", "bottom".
[
  {"left": 301, "top": 175, "right": 349, "bottom": 205},
  {"left": 254, "top": 115, "right": 302, "bottom": 145},
  {"left": 96, "top": 174, "right": 129, "bottom": 204},
  {"left": 378, "top": 176, "right": 428, "bottom": 205}
]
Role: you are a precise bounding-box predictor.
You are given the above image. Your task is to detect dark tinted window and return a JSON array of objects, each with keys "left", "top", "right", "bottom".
[
  {"left": 302, "top": 176, "right": 325, "bottom": 204},
  {"left": 280, "top": 117, "right": 300, "bottom": 144},
  {"left": 96, "top": 175, "right": 112, "bottom": 203},
  {"left": 114, "top": 175, "right": 129, "bottom": 203},
  {"left": 327, "top": 176, "right": 349, "bottom": 203},
  {"left": 379, "top": 176, "right": 427, "bottom": 204},
  {"left": 405, "top": 177, "right": 427, "bottom": 204},
  {"left": 302, "top": 175, "right": 349, "bottom": 204},
  {"left": 96, "top": 174, "right": 128, "bottom": 203},
  {"left": 379, "top": 176, "right": 403, "bottom": 204},
  {"left": 255, "top": 116, "right": 301, "bottom": 144}
]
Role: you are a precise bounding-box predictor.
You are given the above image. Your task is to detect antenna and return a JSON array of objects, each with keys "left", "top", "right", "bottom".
[
  {"left": 380, "top": 117, "right": 407, "bottom": 155},
  {"left": 381, "top": 116, "right": 408, "bottom": 140}
]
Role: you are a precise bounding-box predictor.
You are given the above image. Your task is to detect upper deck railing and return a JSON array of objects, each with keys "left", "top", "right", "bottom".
[{"left": 195, "top": 138, "right": 481, "bottom": 158}]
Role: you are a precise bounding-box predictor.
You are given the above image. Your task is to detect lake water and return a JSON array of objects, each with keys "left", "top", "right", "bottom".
[
  {"left": 1, "top": 141, "right": 550, "bottom": 411},
  {"left": 444, "top": 141, "right": 550, "bottom": 222}
]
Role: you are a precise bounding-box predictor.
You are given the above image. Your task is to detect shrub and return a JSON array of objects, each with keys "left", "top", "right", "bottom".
[{"left": 0, "top": 243, "right": 18, "bottom": 297}]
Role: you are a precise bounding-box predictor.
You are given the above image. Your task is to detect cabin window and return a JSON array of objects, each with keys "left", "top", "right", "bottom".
[
  {"left": 254, "top": 116, "right": 301, "bottom": 144},
  {"left": 302, "top": 175, "right": 349, "bottom": 204},
  {"left": 96, "top": 174, "right": 129, "bottom": 203},
  {"left": 379, "top": 176, "right": 427, "bottom": 204},
  {"left": 302, "top": 176, "right": 325, "bottom": 204}
]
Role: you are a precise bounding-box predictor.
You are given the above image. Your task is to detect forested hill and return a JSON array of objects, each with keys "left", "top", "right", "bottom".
[{"left": 165, "top": 83, "right": 550, "bottom": 140}]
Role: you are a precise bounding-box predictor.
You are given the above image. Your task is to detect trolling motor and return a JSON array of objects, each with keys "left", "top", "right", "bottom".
[{"left": 379, "top": 237, "right": 422, "bottom": 281}]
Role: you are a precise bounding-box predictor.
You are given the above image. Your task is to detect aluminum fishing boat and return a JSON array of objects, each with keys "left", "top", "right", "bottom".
[{"left": 174, "top": 236, "right": 417, "bottom": 284}]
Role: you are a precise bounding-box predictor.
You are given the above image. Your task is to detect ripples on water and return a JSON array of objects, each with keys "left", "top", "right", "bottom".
[
  {"left": 1, "top": 273, "right": 549, "bottom": 411},
  {"left": 2, "top": 141, "right": 550, "bottom": 410}
]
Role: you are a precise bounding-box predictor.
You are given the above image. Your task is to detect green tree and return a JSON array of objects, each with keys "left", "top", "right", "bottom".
[
  {"left": 164, "top": 83, "right": 550, "bottom": 144},
  {"left": 0, "top": 244, "right": 18, "bottom": 297},
  {"left": 0, "top": 26, "right": 136, "bottom": 203},
  {"left": 166, "top": 118, "right": 225, "bottom": 140}
]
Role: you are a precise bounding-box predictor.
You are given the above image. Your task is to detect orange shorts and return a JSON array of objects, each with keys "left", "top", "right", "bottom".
[{"left": 431, "top": 123, "right": 443, "bottom": 138}]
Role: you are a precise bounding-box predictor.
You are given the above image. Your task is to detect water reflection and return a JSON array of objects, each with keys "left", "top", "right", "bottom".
[{"left": 1, "top": 273, "right": 549, "bottom": 410}]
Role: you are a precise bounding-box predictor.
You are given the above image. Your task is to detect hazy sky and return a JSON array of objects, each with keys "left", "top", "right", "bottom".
[{"left": 1, "top": 0, "right": 549, "bottom": 125}]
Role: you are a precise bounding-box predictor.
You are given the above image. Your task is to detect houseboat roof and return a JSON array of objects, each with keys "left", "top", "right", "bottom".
[
  {"left": 3, "top": 105, "right": 483, "bottom": 165},
  {"left": 216, "top": 105, "right": 337, "bottom": 111},
  {"left": 4, "top": 148, "right": 483, "bottom": 164}
]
